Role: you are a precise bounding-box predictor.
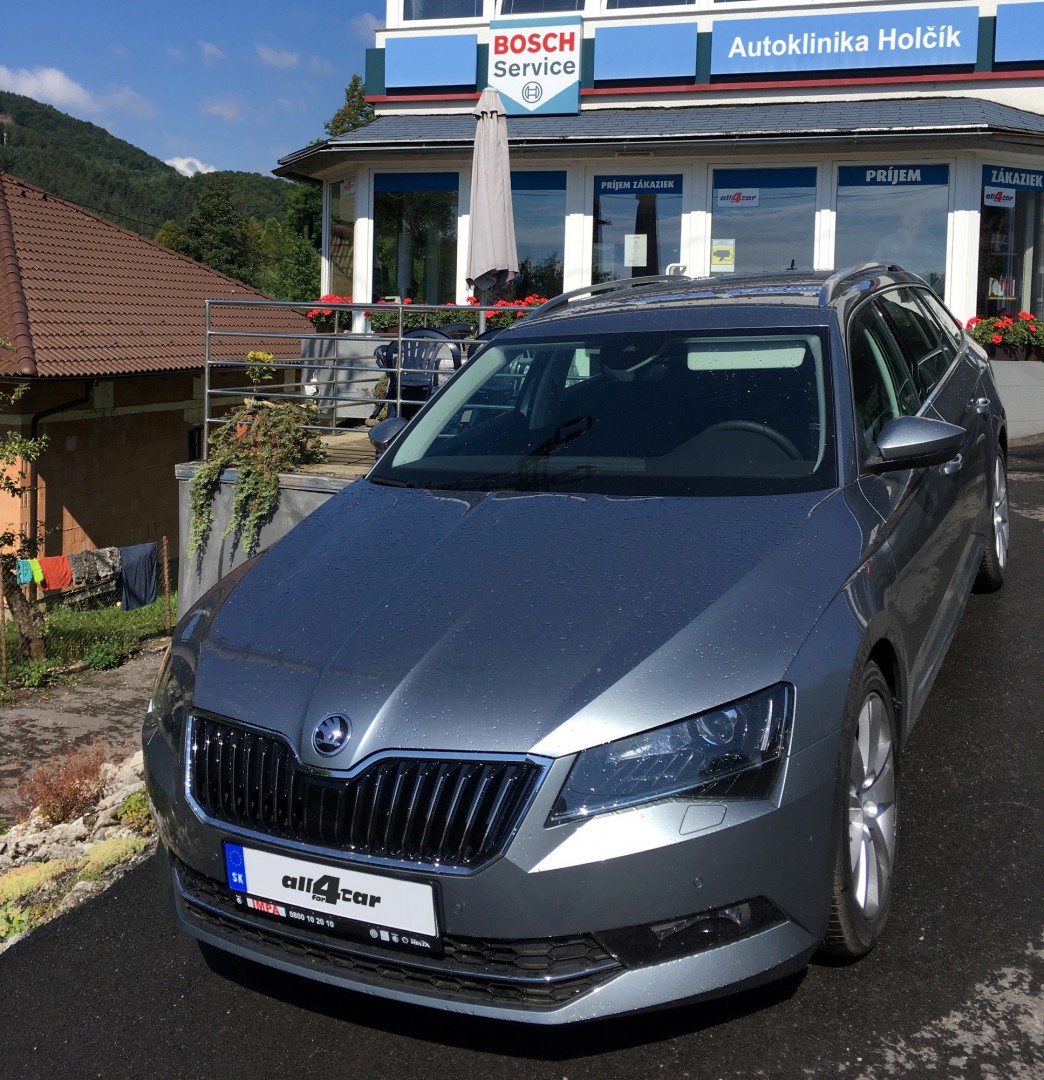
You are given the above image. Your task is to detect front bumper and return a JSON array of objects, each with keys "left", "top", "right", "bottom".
[{"left": 144, "top": 720, "right": 838, "bottom": 1023}]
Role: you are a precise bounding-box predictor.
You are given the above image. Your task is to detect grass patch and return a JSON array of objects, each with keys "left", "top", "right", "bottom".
[
  {"left": 0, "top": 860, "right": 77, "bottom": 905},
  {"left": 78, "top": 836, "right": 148, "bottom": 881}
]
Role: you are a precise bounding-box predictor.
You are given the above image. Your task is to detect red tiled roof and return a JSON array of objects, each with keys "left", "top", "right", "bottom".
[{"left": 0, "top": 173, "right": 310, "bottom": 378}]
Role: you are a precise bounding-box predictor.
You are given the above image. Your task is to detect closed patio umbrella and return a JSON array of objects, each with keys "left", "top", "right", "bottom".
[{"left": 466, "top": 87, "right": 518, "bottom": 297}]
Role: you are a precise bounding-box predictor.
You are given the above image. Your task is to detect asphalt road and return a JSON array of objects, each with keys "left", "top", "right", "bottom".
[{"left": 4, "top": 441, "right": 1043, "bottom": 1080}]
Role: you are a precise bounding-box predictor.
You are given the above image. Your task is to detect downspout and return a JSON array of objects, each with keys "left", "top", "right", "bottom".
[{"left": 27, "top": 380, "right": 96, "bottom": 553}]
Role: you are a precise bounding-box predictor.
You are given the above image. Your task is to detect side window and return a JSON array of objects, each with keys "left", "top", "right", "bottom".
[
  {"left": 877, "top": 287, "right": 957, "bottom": 395},
  {"left": 849, "top": 304, "right": 919, "bottom": 455},
  {"left": 917, "top": 289, "right": 965, "bottom": 352}
]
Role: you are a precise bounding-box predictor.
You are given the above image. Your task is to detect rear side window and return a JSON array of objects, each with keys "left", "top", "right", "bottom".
[
  {"left": 917, "top": 289, "right": 965, "bottom": 352},
  {"left": 877, "top": 287, "right": 956, "bottom": 395},
  {"left": 849, "top": 303, "right": 919, "bottom": 453}
]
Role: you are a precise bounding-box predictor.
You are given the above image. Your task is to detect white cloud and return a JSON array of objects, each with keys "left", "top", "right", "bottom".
[
  {"left": 349, "top": 13, "right": 382, "bottom": 45},
  {"left": 166, "top": 46, "right": 185, "bottom": 61},
  {"left": 0, "top": 65, "right": 98, "bottom": 113},
  {"left": 199, "top": 41, "right": 226, "bottom": 63},
  {"left": 166, "top": 156, "right": 217, "bottom": 177},
  {"left": 0, "top": 65, "right": 155, "bottom": 122},
  {"left": 257, "top": 44, "right": 298, "bottom": 70},
  {"left": 101, "top": 86, "right": 156, "bottom": 121},
  {"left": 201, "top": 97, "right": 244, "bottom": 122},
  {"left": 307, "top": 55, "right": 334, "bottom": 76}
]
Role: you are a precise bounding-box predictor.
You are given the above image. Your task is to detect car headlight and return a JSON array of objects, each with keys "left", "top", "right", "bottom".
[{"left": 548, "top": 684, "right": 793, "bottom": 825}]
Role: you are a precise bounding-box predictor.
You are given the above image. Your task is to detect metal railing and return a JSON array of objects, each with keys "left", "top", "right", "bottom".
[{"left": 202, "top": 298, "right": 531, "bottom": 456}]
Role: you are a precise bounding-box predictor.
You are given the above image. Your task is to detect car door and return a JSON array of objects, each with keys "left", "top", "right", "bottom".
[{"left": 849, "top": 292, "right": 980, "bottom": 717}]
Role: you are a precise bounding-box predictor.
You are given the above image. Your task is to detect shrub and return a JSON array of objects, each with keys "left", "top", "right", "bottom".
[
  {"left": 116, "top": 790, "right": 154, "bottom": 835},
  {"left": 83, "top": 641, "right": 124, "bottom": 671},
  {"left": 10, "top": 660, "right": 56, "bottom": 688},
  {"left": 15, "top": 742, "right": 107, "bottom": 825}
]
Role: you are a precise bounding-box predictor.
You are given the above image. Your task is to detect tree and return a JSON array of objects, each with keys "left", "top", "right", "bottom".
[
  {"left": 155, "top": 218, "right": 190, "bottom": 255},
  {"left": 324, "top": 74, "right": 375, "bottom": 138},
  {"left": 285, "top": 183, "right": 323, "bottom": 250},
  {"left": 184, "top": 174, "right": 254, "bottom": 284},
  {"left": 0, "top": 377, "right": 48, "bottom": 661}
]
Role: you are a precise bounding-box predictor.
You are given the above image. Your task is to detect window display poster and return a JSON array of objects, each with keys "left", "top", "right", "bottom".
[
  {"left": 624, "top": 234, "right": 648, "bottom": 268},
  {"left": 711, "top": 239, "right": 736, "bottom": 273}
]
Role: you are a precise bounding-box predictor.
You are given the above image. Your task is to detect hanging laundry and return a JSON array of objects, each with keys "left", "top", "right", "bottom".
[
  {"left": 68, "top": 550, "right": 91, "bottom": 586},
  {"left": 16, "top": 559, "right": 32, "bottom": 585},
  {"left": 119, "top": 543, "right": 157, "bottom": 611},
  {"left": 38, "top": 555, "right": 73, "bottom": 591},
  {"left": 93, "top": 546, "right": 122, "bottom": 582},
  {"left": 29, "top": 559, "right": 43, "bottom": 584}
]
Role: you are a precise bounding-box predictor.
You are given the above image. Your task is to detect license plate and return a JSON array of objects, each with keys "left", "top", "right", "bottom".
[{"left": 224, "top": 843, "right": 438, "bottom": 942}]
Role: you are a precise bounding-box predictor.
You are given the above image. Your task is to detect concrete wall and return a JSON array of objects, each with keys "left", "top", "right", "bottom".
[
  {"left": 991, "top": 360, "right": 1044, "bottom": 440},
  {"left": 176, "top": 464, "right": 351, "bottom": 611}
]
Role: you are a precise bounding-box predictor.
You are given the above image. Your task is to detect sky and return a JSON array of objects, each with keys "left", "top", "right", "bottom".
[{"left": 1, "top": 0, "right": 384, "bottom": 176}]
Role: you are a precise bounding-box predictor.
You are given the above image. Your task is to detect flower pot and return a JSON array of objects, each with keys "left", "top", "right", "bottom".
[{"left": 986, "top": 343, "right": 1037, "bottom": 362}]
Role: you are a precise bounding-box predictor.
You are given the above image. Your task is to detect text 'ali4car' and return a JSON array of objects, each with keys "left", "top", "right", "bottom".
[{"left": 143, "top": 264, "right": 1008, "bottom": 1023}]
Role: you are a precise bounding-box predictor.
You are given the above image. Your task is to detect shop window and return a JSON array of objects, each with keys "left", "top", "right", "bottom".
[
  {"left": 403, "top": 0, "right": 482, "bottom": 19},
  {"left": 373, "top": 173, "right": 458, "bottom": 304},
  {"left": 977, "top": 173, "right": 1044, "bottom": 319},
  {"left": 834, "top": 165, "right": 949, "bottom": 294},
  {"left": 330, "top": 177, "right": 356, "bottom": 299},
  {"left": 500, "top": 0, "right": 583, "bottom": 13},
  {"left": 592, "top": 175, "right": 683, "bottom": 284},
  {"left": 509, "top": 172, "right": 566, "bottom": 300},
  {"left": 710, "top": 167, "right": 816, "bottom": 275}
]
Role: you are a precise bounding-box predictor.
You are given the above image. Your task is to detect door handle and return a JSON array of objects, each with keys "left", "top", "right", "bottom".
[
  {"left": 941, "top": 453, "right": 963, "bottom": 476},
  {"left": 974, "top": 397, "right": 991, "bottom": 415}
]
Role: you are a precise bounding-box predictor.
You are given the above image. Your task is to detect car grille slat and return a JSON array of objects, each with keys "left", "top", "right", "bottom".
[{"left": 188, "top": 716, "right": 544, "bottom": 870}]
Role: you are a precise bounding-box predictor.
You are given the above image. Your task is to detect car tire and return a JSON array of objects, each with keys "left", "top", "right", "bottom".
[
  {"left": 821, "top": 661, "right": 898, "bottom": 960},
  {"left": 973, "top": 446, "right": 1009, "bottom": 593}
]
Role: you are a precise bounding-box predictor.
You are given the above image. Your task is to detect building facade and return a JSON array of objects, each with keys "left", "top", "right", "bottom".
[{"left": 275, "top": 0, "right": 1044, "bottom": 323}]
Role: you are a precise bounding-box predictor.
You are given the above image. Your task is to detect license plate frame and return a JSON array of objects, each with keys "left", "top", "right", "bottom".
[{"left": 224, "top": 842, "right": 440, "bottom": 954}]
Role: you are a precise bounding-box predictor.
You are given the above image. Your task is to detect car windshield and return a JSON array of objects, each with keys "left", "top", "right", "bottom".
[{"left": 369, "top": 328, "right": 836, "bottom": 496}]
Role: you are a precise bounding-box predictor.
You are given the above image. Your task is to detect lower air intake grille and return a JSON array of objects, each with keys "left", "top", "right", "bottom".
[{"left": 188, "top": 715, "right": 544, "bottom": 869}]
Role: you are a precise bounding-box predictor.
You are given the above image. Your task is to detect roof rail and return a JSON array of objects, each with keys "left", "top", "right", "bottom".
[
  {"left": 820, "top": 262, "right": 906, "bottom": 305},
  {"left": 527, "top": 274, "right": 690, "bottom": 320}
]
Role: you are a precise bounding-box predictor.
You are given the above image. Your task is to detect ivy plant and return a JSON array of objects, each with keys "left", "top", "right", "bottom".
[{"left": 188, "top": 397, "right": 326, "bottom": 559}]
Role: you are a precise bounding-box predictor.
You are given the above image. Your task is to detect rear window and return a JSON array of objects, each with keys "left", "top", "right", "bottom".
[{"left": 369, "top": 329, "right": 836, "bottom": 497}]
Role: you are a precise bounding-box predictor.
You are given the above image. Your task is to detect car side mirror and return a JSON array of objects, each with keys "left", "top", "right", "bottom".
[
  {"left": 369, "top": 416, "right": 408, "bottom": 458},
  {"left": 864, "top": 415, "right": 966, "bottom": 473}
]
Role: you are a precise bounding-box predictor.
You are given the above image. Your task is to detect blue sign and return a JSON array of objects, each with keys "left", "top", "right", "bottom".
[
  {"left": 710, "top": 8, "right": 979, "bottom": 76},
  {"left": 839, "top": 165, "right": 950, "bottom": 187},
  {"left": 982, "top": 165, "right": 1044, "bottom": 191},
  {"left": 995, "top": 3, "right": 1044, "bottom": 64},
  {"left": 596, "top": 176, "right": 683, "bottom": 196},
  {"left": 225, "top": 844, "right": 247, "bottom": 892}
]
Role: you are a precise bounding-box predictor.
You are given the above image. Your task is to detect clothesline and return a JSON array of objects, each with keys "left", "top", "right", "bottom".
[{"left": 11, "top": 536, "right": 172, "bottom": 618}]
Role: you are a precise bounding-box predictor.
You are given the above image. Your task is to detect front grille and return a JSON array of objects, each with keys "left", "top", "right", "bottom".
[
  {"left": 175, "top": 859, "right": 622, "bottom": 1008},
  {"left": 187, "top": 715, "right": 545, "bottom": 869}
]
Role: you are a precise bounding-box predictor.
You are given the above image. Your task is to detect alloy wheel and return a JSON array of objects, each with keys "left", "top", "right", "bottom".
[{"left": 846, "top": 691, "right": 897, "bottom": 920}]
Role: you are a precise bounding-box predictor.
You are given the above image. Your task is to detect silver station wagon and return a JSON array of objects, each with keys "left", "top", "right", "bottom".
[{"left": 143, "top": 264, "right": 1008, "bottom": 1023}]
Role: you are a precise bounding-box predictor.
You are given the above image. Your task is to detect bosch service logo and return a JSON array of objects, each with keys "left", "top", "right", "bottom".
[{"left": 312, "top": 713, "right": 352, "bottom": 756}]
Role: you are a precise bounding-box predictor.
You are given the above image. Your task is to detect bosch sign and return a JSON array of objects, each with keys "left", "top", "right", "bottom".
[{"left": 489, "top": 19, "right": 582, "bottom": 115}]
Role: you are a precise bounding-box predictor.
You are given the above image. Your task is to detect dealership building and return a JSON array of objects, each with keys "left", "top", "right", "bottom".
[{"left": 274, "top": 0, "right": 1044, "bottom": 323}]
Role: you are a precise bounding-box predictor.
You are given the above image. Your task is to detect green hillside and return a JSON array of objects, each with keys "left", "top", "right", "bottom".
[{"left": 0, "top": 92, "right": 294, "bottom": 235}]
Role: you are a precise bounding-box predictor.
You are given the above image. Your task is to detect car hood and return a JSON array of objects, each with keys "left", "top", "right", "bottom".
[{"left": 194, "top": 480, "right": 864, "bottom": 765}]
